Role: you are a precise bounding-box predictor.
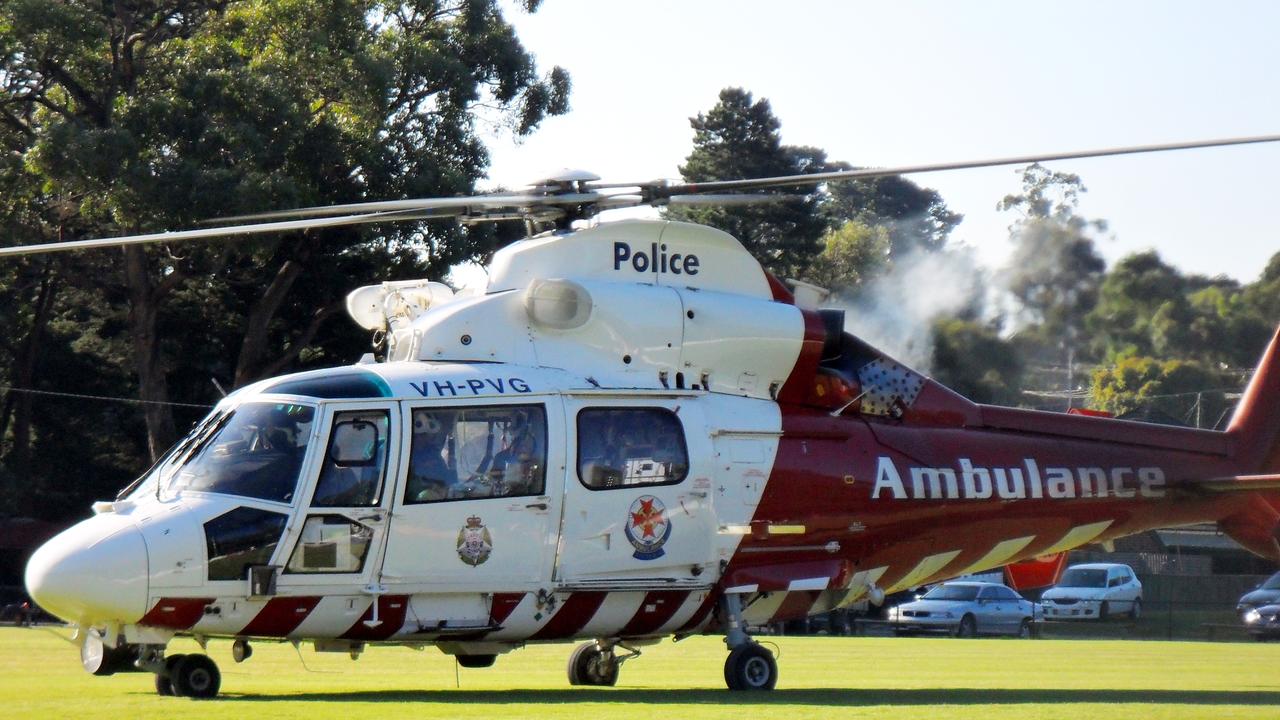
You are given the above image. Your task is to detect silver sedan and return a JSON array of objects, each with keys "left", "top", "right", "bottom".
[{"left": 887, "top": 581, "right": 1037, "bottom": 638}]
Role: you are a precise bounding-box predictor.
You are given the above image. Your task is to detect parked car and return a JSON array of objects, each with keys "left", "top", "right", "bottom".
[
  {"left": 887, "top": 581, "right": 1037, "bottom": 638},
  {"left": 1236, "top": 571, "right": 1280, "bottom": 614},
  {"left": 1241, "top": 602, "right": 1280, "bottom": 640},
  {"left": 1041, "top": 563, "right": 1142, "bottom": 620}
]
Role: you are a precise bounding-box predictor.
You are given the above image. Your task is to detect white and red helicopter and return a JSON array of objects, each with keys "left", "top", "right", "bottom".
[{"left": 13, "top": 136, "right": 1280, "bottom": 697}]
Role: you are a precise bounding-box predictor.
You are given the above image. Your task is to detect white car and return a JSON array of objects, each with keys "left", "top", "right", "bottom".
[{"left": 1041, "top": 563, "right": 1143, "bottom": 620}]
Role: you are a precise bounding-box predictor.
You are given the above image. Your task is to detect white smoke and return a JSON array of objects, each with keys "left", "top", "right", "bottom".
[{"left": 829, "top": 245, "right": 988, "bottom": 374}]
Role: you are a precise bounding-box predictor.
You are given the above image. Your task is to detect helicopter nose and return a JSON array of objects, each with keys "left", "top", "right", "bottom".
[{"left": 25, "top": 516, "right": 149, "bottom": 625}]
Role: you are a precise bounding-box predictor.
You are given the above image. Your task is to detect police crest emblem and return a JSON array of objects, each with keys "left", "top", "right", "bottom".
[
  {"left": 624, "top": 495, "right": 672, "bottom": 560},
  {"left": 456, "top": 516, "right": 492, "bottom": 566}
]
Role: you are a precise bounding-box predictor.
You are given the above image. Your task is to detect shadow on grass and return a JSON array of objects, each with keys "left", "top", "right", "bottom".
[{"left": 215, "top": 688, "right": 1280, "bottom": 706}]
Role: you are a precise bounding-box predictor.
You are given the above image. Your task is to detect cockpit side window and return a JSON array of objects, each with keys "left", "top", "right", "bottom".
[
  {"left": 404, "top": 405, "right": 546, "bottom": 504},
  {"left": 576, "top": 407, "right": 689, "bottom": 490},
  {"left": 284, "top": 515, "right": 374, "bottom": 574},
  {"left": 310, "top": 410, "right": 390, "bottom": 507},
  {"left": 167, "top": 403, "right": 315, "bottom": 503}
]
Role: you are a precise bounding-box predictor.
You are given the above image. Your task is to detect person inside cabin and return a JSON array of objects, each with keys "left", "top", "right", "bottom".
[
  {"left": 407, "top": 410, "right": 454, "bottom": 502},
  {"left": 490, "top": 411, "right": 543, "bottom": 495}
]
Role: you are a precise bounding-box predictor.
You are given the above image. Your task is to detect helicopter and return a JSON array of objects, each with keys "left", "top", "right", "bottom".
[{"left": 15, "top": 135, "right": 1280, "bottom": 696}]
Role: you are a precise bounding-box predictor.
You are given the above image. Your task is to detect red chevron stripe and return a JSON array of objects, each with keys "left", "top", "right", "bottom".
[
  {"left": 529, "top": 591, "right": 607, "bottom": 641},
  {"left": 769, "top": 590, "right": 821, "bottom": 624},
  {"left": 339, "top": 595, "right": 411, "bottom": 641},
  {"left": 489, "top": 592, "right": 525, "bottom": 626},
  {"left": 617, "top": 590, "right": 690, "bottom": 637},
  {"left": 238, "top": 596, "right": 322, "bottom": 637},
  {"left": 139, "top": 598, "right": 214, "bottom": 630},
  {"left": 675, "top": 590, "right": 720, "bottom": 634}
]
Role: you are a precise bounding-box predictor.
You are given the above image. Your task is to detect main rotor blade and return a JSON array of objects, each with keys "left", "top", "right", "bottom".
[
  {"left": 208, "top": 192, "right": 601, "bottom": 223},
  {"left": 0, "top": 209, "right": 438, "bottom": 258},
  {"left": 658, "top": 134, "right": 1280, "bottom": 197}
]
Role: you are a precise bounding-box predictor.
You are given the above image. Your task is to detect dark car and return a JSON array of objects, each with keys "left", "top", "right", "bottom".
[
  {"left": 1237, "top": 572, "right": 1280, "bottom": 614},
  {"left": 1242, "top": 602, "right": 1280, "bottom": 640}
]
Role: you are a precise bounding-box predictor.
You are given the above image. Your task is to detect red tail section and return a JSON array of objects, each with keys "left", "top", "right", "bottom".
[
  {"left": 1221, "top": 326, "right": 1280, "bottom": 560},
  {"left": 1228, "top": 326, "right": 1280, "bottom": 474}
]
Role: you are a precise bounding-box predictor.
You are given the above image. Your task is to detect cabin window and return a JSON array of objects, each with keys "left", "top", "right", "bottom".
[
  {"left": 204, "top": 507, "right": 289, "bottom": 581},
  {"left": 404, "top": 405, "right": 546, "bottom": 504},
  {"left": 311, "top": 410, "right": 390, "bottom": 507},
  {"left": 284, "top": 515, "right": 373, "bottom": 574},
  {"left": 166, "top": 402, "right": 315, "bottom": 504},
  {"left": 576, "top": 407, "right": 689, "bottom": 490}
]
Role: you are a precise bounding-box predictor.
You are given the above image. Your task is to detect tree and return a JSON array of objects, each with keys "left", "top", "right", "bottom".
[
  {"left": 0, "top": 0, "right": 569, "bottom": 516},
  {"left": 1090, "top": 356, "right": 1235, "bottom": 428},
  {"left": 821, "top": 172, "right": 961, "bottom": 258},
  {"left": 999, "top": 164, "right": 1107, "bottom": 363},
  {"left": 804, "top": 220, "right": 890, "bottom": 292},
  {"left": 930, "top": 317, "right": 1023, "bottom": 405},
  {"left": 669, "top": 88, "right": 827, "bottom": 278}
]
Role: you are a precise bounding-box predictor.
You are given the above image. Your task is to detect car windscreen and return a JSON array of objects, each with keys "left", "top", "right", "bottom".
[
  {"left": 922, "top": 585, "right": 980, "bottom": 601},
  {"left": 164, "top": 402, "right": 315, "bottom": 503},
  {"left": 1058, "top": 569, "right": 1108, "bottom": 588}
]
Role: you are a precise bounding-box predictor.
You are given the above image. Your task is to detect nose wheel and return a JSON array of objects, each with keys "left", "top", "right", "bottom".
[
  {"left": 155, "top": 653, "right": 221, "bottom": 699},
  {"left": 567, "top": 641, "right": 620, "bottom": 686}
]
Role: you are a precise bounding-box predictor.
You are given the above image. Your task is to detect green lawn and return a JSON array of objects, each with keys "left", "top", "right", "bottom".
[{"left": 2, "top": 626, "right": 1279, "bottom": 719}]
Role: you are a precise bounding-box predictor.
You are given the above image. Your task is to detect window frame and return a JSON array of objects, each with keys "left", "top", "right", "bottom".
[
  {"left": 309, "top": 408, "right": 391, "bottom": 508},
  {"left": 282, "top": 514, "right": 376, "bottom": 575},
  {"left": 574, "top": 406, "right": 690, "bottom": 492},
  {"left": 402, "top": 402, "right": 550, "bottom": 505}
]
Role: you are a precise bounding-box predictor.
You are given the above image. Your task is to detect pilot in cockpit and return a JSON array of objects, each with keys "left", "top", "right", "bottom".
[{"left": 407, "top": 411, "right": 453, "bottom": 502}]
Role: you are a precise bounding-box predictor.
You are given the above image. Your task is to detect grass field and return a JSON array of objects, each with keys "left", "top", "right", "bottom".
[{"left": 2, "top": 626, "right": 1279, "bottom": 719}]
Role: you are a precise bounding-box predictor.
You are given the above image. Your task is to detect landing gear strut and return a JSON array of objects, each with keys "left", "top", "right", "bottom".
[{"left": 720, "top": 593, "right": 777, "bottom": 691}]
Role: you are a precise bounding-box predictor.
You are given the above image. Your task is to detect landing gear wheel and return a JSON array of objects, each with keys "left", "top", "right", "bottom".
[
  {"left": 724, "top": 643, "right": 777, "bottom": 691},
  {"left": 1099, "top": 601, "right": 1111, "bottom": 621},
  {"left": 80, "top": 633, "right": 138, "bottom": 675},
  {"left": 1129, "top": 599, "right": 1142, "bottom": 621},
  {"left": 954, "top": 614, "right": 976, "bottom": 638},
  {"left": 156, "top": 655, "right": 184, "bottom": 696},
  {"left": 567, "top": 642, "right": 619, "bottom": 686},
  {"left": 172, "top": 654, "right": 221, "bottom": 699}
]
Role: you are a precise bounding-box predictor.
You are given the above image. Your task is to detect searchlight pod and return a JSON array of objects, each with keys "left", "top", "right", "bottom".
[{"left": 370, "top": 220, "right": 809, "bottom": 398}]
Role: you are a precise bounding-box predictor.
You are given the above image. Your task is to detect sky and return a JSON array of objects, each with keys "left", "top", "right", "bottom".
[{"left": 480, "top": 0, "right": 1280, "bottom": 284}]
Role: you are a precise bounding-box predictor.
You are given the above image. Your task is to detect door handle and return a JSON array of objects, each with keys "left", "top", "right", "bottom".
[
  {"left": 355, "top": 513, "right": 384, "bottom": 523},
  {"left": 525, "top": 502, "right": 548, "bottom": 510}
]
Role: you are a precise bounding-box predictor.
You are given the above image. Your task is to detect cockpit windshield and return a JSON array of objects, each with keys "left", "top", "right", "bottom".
[{"left": 162, "top": 402, "right": 315, "bottom": 503}]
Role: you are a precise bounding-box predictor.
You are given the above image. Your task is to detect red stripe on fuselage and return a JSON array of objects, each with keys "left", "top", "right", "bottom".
[
  {"left": 674, "top": 590, "right": 720, "bottom": 634},
  {"left": 617, "top": 590, "right": 691, "bottom": 637},
  {"left": 339, "top": 595, "right": 411, "bottom": 641},
  {"left": 489, "top": 592, "right": 525, "bottom": 627},
  {"left": 238, "top": 596, "right": 322, "bottom": 638},
  {"left": 139, "top": 598, "right": 214, "bottom": 630},
  {"left": 775, "top": 309, "right": 825, "bottom": 405},
  {"left": 770, "top": 591, "right": 820, "bottom": 624},
  {"left": 529, "top": 592, "right": 607, "bottom": 641}
]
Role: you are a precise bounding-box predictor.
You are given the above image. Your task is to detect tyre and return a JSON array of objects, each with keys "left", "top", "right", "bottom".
[
  {"left": 954, "top": 614, "right": 976, "bottom": 638},
  {"left": 154, "top": 672, "right": 175, "bottom": 696},
  {"left": 1099, "top": 601, "right": 1111, "bottom": 621},
  {"left": 80, "top": 634, "right": 138, "bottom": 676},
  {"left": 724, "top": 643, "right": 777, "bottom": 691},
  {"left": 172, "top": 654, "right": 221, "bottom": 699},
  {"left": 567, "top": 642, "right": 618, "bottom": 686},
  {"left": 456, "top": 654, "right": 496, "bottom": 669},
  {"left": 1129, "top": 599, "right": 1142, "bottom": 621}
]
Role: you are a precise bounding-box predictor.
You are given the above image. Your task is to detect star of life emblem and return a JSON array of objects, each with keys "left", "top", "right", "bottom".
[
  {"left": 456, "top": 515, "right": 493, "bottom": 567},
  {"left": 624, "top": 495, "right": 672, "bottom": 560}
]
